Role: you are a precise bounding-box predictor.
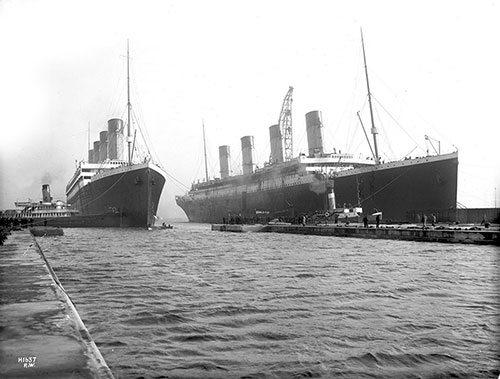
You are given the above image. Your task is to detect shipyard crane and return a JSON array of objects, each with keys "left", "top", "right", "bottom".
[{"left": 278, "top": 86, "right": 294, "bottom": 161}]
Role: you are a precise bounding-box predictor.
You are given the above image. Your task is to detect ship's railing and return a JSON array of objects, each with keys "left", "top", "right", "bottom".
[
  {"left": 90, "top": 160, "right": 151, "bottom": 182},
  {"left": 299, "top": 154, "right": 376, "bottom": 167}
]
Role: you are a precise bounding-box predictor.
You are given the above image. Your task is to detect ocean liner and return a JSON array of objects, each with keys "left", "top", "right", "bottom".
[
  {"left": 65, "top": 43, "right": 166, "bottom": 227},
  {"left": 176, "top": 35, "right": 458, "bottom": 224}
]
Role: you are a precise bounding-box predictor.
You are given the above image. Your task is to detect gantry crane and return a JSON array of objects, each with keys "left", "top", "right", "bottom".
[{"left": 278, "top": 86, "right": 294, "bottom": 161}]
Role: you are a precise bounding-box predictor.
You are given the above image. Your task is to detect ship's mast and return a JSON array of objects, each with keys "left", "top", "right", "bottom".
[
  {"left": 127, "top": 40, "right": 132, "bottom": 164},
  {"left": 361, "top": 29, "right": 380, "bottom": 165},
  {"left": 202, "top": 119, "right": 209, "bottom": 182}
]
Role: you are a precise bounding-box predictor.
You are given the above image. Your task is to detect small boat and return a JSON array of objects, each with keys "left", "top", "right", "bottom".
[
  {"left": 30, "top": 226, "right": 64, "bottom": 237},
  {"left": 148, "top": 223, "right": 173, "bottom": 230}
]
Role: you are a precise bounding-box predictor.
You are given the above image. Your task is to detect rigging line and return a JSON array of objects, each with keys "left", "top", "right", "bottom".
[
  {"left": 132, "top": 103, "right": 155, "bottom": 158},
  {"left": 255, "top": 144, "right": 269, "bottom": 166},
  {"left": 373, "top": 104, "right": 397, "bottom": 160},
  {"left": 347, "top": 115, "right": 361, "bottom": 153},
  {"left": 346, "top": 97, "right": 368, "bottom": 151},
  {"left": 192, "top": 131, "right": 208, "bottom": 181},
  {"left": 107, "top": 58, "right": 126, "bottom": 118},
  {"left": 370, "top": 94, "right": 425, "bottom": 153},
  {"left": 128, "top": 63, "right": 163, "bottom": 168},
  {"left": 131, "top": 108, "right": 162, "bottom": 166},
  {"left": 401, "top": 146, "right": 419, "bottom": 160},
  {"left": 232, "top": 150, "right": 243, "bottom": 175},
  {"left": 358, "top": 166, "right": 413, "bottom": 205},
  {"left": 119, "top": 104, "right": 128, "bottom": 125},
  {"left": 164, "top": 172, "right": 190, "bottom": 191},
  {"left": 130, "top": 108, "right": 147, "bottom": 153},
  {"left": 79, "top": 172, "right": 126, "bottom": 209},
  {"left": 332, "top": 44, "right": 365, "bottom": 143},
  {"left": 129, "top": 65, "right": 152, "bottom": 148},
  {"left": 367, "top": 68, "right": 454, "bottom": 147},
  {"left": 357, "top": 111, "right": 375, "bottom": 159}
]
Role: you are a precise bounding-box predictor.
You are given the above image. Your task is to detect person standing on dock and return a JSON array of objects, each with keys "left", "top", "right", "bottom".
[
  {"left": 422, "top": 214, "right": 428, "bottom": 228},
  {"left": 376, "top": 214, "right": 380, "bottom": 228},
  {"left": 363, "top": 215, "right": 368, "bottom": 228},
  {"left": 431, "top": 214, "right": 437, "bottom": 227}
]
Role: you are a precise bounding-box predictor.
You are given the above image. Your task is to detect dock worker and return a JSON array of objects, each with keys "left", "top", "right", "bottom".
[
  {"left": 422, "top": 214, "right": 428, "bottom": 228},
  {"left": 376, "top": 214, "right": 380, "bottom": 228},
  {"left": 363, "top": 215, "right": 368, "bottom": 228}
]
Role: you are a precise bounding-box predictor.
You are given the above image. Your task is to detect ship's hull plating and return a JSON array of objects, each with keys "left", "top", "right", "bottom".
[
  {"left": 176, "top": 153, "right": 458, "bottom": 223},
  {"left": 67, "top": 163, "right": 165, "bottom": 227}
]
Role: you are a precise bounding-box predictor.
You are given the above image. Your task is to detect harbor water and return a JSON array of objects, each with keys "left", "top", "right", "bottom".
[{"left": 37, "top": 223, "right": 499, "bottom": 379}]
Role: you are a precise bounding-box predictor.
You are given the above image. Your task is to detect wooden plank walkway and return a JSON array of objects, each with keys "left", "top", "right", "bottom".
[{"left": 0, "top": 230, "right": 114, "bottom": 379}]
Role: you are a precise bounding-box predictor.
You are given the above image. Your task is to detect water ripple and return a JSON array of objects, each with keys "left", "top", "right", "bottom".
[{"left": 39, "top": 224, "right": 500, "bottom": 379}]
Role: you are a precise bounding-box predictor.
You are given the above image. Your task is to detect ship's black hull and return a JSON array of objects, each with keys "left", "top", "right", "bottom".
[
  {"left": 176, "top": 154, "right": 458, "bottom": 224},
  {"left": 67, "top": 163, "right": 165, "bottom": 228}
]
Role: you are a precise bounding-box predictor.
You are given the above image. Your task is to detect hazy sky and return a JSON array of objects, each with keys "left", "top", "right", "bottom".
[{"left": 1, "top": 0, "right": 499, "bottom": 220}]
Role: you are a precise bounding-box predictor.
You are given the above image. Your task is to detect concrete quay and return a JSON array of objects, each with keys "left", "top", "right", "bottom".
[
  {"left": 0, "top": 230, "right": 114, "bottom": 379},
  {"left": 212, "top": 223, "right": 500, "bottom": 245},
  {"left": 211, "top": 223, "right": 267, "bottom": 233},
  {"left": 261, "top": 223, "right": 500, "bottom": 245}
]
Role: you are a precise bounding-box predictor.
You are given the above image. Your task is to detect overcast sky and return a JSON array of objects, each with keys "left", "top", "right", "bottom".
[{"left": 1, "top": 0, "right": 499, "bottom": 220}]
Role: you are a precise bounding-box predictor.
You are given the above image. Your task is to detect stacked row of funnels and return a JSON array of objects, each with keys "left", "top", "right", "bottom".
[
  {"left": 87, "top": 119, "right": 126, "bottom": 163},
  {"left": 268, "top": 110, "right": 325, "bottom": 163},
  {"left": 216, "top": 110, "right": 325, "bottom": 178},
  {"left": 217, "top": 136, "right": 257, "bottom": 178}
]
